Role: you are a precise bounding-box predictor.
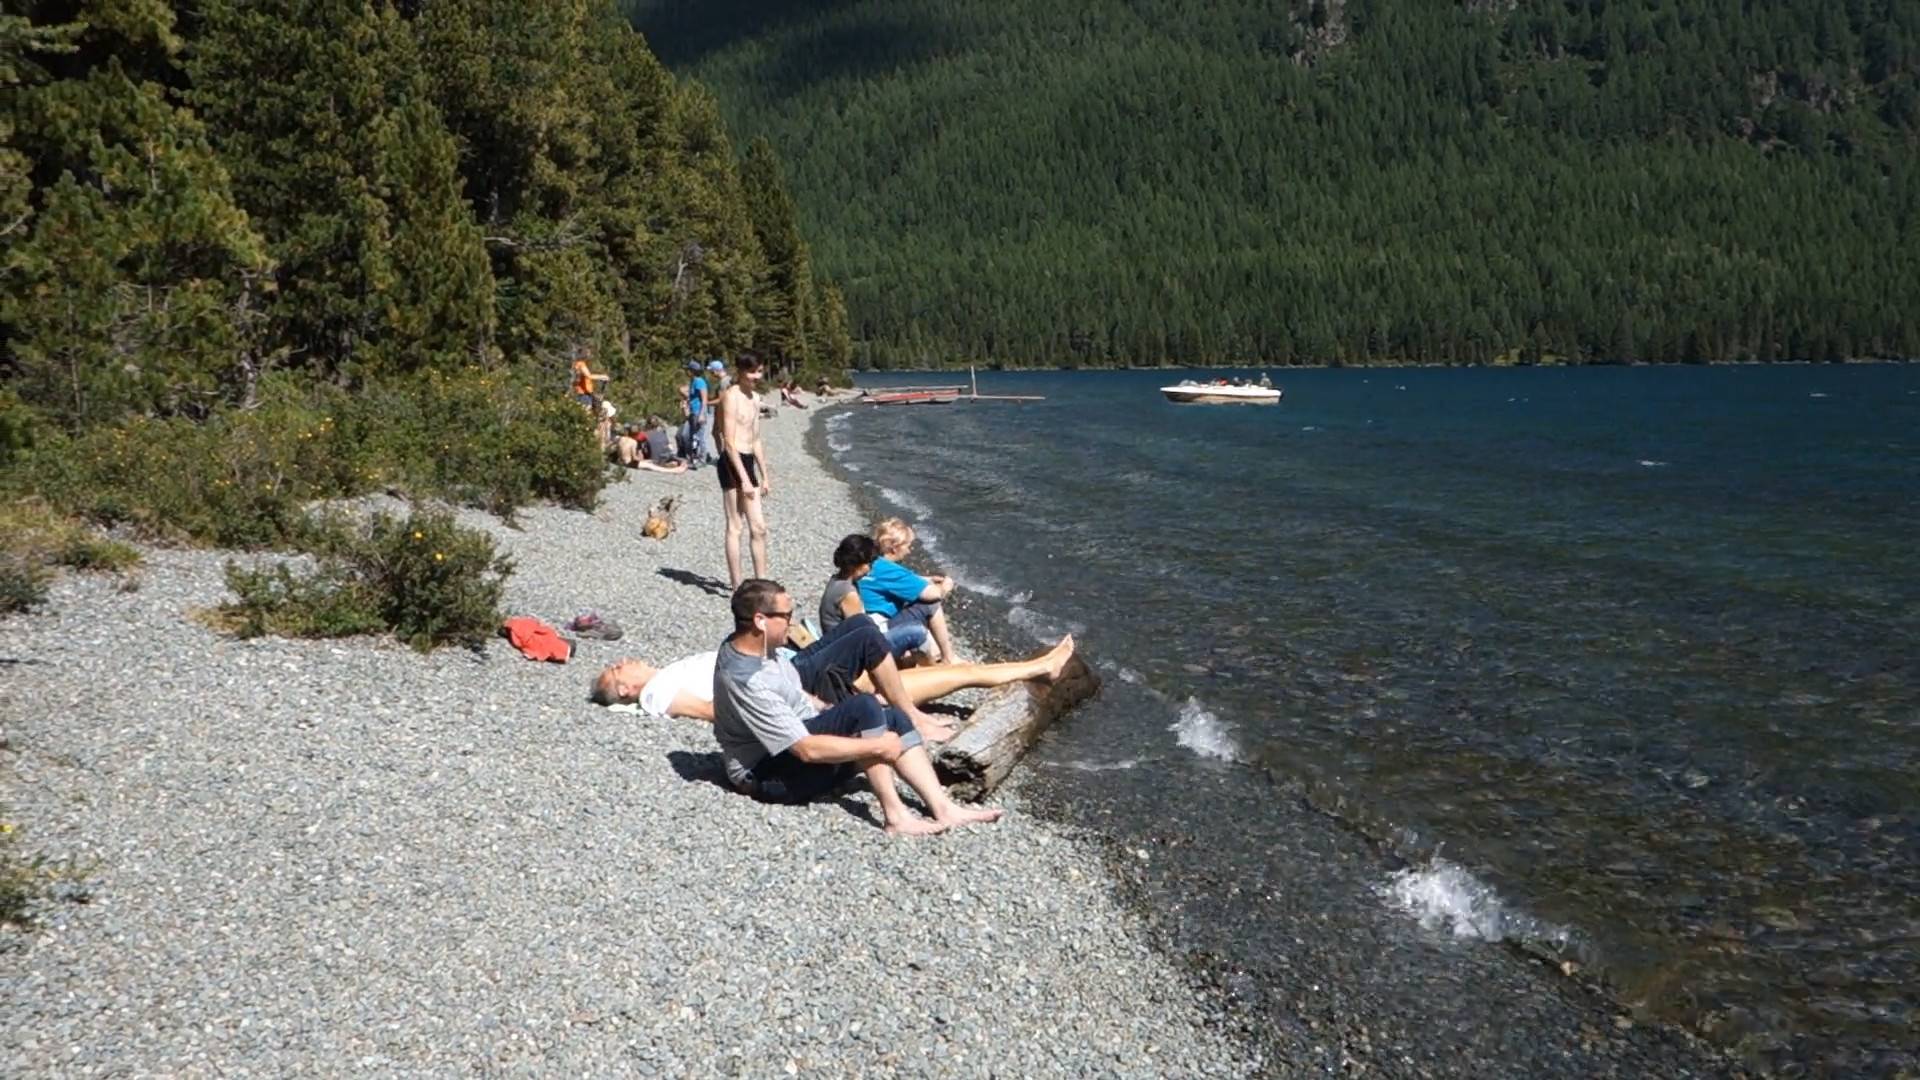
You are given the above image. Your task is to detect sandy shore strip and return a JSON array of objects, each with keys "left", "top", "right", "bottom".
[{"left": 0, "top": 402, "right": 1253, "bottom": 1076}]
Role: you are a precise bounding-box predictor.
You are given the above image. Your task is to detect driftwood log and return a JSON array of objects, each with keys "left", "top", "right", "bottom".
[{"left": 933, "top": 655, "right": 1100, "bottom": 801}]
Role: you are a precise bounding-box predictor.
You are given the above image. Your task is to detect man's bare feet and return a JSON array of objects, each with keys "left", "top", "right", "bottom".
[
  {"left": 935, "top": 804, "right": 1005, "bottom": 828},
  {"left": 885, "top": 815, "right": 950, "bottom": 838},
  {"left": 1041, "top": 635, "right": 1076, "bottom": 681}
]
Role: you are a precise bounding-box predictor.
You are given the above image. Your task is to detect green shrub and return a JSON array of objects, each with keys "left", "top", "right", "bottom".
[
  {"left": 343, "top": 367, "right": 605, "bottom": 518},
  {"left": 0, "top": 814, "right": 47, "bottom": 929},
  {"left": 0, "top": 555, "right": 50, "bottom": 615},
  {"left": 0, "top": 498, "right": 143, "bottom": 614},
  {"left": 210, "top": 507, "right": 511, "bottom": 652},
  {"left": 25, "top": 367, "right": 606, "bottom": 546},
  {"left": 217, "top": 561, "right": 385, "bottom": 640},
  {"left": 360, "top": 509, "right": 514, "bottom": 651},
  {"left": 32, "top": 380, "right": 359, "bottom": 548}
]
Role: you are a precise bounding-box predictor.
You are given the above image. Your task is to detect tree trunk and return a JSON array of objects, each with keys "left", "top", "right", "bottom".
[{"left": 932, "top": 655, "right": 1100, "bottom": 801}]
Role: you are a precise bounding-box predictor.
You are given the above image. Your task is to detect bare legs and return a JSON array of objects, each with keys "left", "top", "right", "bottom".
[
  {"left": 721, "top": 489, "right": 770, "bottom": 588},
  {"left": 854, "top": 636, "right": 1076, "bottom": 706},
  {"left": 866, "top": 745, "right": 1006, "bottom": 836},
  {"left": 861, "top": 650, "right": 957, "bottom": 742},
  {"left": 926, "top": 607, "right": 958, "bottom": 666},
  {"left": 744, "top": 492, "right": 769, "bottom": 583}
]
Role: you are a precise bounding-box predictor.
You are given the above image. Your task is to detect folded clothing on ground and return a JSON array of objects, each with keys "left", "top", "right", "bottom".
[{"left": 501, "top": 616, "right": 572, "bottom": 663}]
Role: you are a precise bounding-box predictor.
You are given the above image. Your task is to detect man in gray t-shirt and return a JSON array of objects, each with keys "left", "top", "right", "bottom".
[{"left": 713, "top": 579, "right": 1004, "bottom": 836}]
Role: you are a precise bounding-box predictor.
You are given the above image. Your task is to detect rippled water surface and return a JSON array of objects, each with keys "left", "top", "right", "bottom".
[{"left": 826, "top": 366, "right": 1919, "bottom": 1072}]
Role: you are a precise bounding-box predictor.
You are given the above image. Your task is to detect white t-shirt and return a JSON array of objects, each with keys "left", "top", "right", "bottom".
[{"left": 639, "top": 652, "right": 717, "bottom": 717}]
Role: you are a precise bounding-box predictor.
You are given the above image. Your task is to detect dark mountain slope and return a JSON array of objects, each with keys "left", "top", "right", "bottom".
[{"left": 625, "top": 0, "right": 1920, "bottom": 366}]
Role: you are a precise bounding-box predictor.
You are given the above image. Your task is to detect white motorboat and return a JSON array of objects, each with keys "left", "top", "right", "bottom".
[{"left": 1159, "top": 380, "right": 1283, "bottom": 405}]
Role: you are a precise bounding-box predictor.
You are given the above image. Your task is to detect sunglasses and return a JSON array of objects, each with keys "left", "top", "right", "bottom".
[{"left": 760, "top": 609, "right": 794, "bottom": 621}]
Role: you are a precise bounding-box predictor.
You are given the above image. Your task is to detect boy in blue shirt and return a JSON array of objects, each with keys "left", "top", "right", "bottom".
[
  {"left": 857, "top": 517, "right": 957, "bottom": 664},
  {"left": 681, "top": 360, "right": 709, "bottom": 465}
]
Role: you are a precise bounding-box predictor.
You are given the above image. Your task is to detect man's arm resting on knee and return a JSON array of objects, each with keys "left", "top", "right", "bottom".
[{"left": 790, "top": 731, "right": 903, "bottom": 765}]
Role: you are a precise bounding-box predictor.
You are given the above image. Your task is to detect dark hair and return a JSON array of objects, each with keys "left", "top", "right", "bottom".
[
  {"left": 731, "top": 578, "right": 786, "bottom": 630},
  {"left": 735, "top": 352, "right": 765, "bottom": 374},
  {"left": 831, "top": 534, "right": 880, "bottom": 577}
]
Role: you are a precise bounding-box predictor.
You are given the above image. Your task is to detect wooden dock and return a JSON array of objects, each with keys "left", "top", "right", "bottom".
[{"left": 858, "top": 367, "right": 1045, "bottom": 405}]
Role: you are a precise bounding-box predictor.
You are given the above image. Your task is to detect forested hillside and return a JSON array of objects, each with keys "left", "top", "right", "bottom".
[
  {"left": 623, "top": 0, "right": 1920, "bottom": 367},
  {"left": 3, "top": 1, "right": 846, "bottom": 551}
]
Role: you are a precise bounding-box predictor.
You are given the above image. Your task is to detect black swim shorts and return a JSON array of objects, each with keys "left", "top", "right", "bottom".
[{"left": 718, "top": 452, "right": 762, "bottom": 491}]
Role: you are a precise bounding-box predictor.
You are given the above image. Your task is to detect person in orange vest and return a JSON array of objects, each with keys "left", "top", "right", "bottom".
[{"left": 570, "top": 348, "right": 609, "bottom": 407}]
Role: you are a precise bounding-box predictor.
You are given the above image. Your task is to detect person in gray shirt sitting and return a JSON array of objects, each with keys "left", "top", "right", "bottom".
[{"left": 712, "top": 579, "right": 1004, "bottom": 836}]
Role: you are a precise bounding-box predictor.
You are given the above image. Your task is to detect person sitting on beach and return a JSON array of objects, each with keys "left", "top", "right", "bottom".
[
  {"left": 706, "top": 579, "right": 1002, "bottom": 834},
  {"left": 822, "top": 533, "right": 933, "bottom": 662},
  {"left": 594, "top": 399, "right": 618, "bottom": 448},
  {"left": 859, "top": 518, "right": 958, "bottom": 665},
  {"left": 614, "top": 416, "right": 688, "bottom": 474},
  {"left": 780, "top": 379, "right": 808, "bottom": 409},
  {"left": 590, "top": 626, "right": 1076, "bottom": 726}
]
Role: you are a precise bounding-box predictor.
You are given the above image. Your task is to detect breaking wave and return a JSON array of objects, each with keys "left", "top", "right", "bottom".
[
  {"left": 1170, "top": 697, "right": 1242, "bottom": 762},
  {"left": 1381, "top": 858, "right": 1573, "bottom": 948}
]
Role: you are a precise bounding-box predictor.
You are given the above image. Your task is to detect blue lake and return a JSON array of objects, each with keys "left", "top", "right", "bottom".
[{"left": 825, "top": 365, "right": 1919, "bottom": 1073}]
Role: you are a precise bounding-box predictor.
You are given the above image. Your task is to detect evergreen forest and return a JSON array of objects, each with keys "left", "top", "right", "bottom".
[
  {"left": 2, "top": 1, "right": 846, "bottom": 559},
  {"left": 624, "top": 0, "right": 1920, "bottom": 367}
]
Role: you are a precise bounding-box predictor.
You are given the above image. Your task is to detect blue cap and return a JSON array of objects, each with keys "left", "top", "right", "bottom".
[
  {"left": 707, "top": 359, "right": 726, "bottom": 372},
  {"left": 685, "top": 360, "right": 701, "bottom": 371}
]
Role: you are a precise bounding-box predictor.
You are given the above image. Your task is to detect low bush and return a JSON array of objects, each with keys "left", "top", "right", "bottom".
[
  {"left": 0, "top": 555, "right": 50, "bottom": 615},
  {"left": 0, "top": 814, "right": 47, "bottom": 929},
  {"left": 30, "top": 382, "right": 358, "bottom": 548},
  {"left": 27, "top": 366, "right": 606, "bottom": 546},
  {"left": 0, "top": 498, "right": 143, "bottom": 614},
  {"left": 212, "top": 507, "right": 511, "bottom": 652},
  {"left": 336, "top": 367, "right": 605, "bottom": 518}
]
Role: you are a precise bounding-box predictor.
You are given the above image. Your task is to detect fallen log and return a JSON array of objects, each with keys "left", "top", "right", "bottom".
[{"left": 933, "top": 655, "right": 1100, "bottom": 801}]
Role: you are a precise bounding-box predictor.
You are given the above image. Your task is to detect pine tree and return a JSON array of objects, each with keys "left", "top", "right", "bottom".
[
  {"left": 4, "top": 1, "right": 268, "bottom": 426},
  {"left": 739, "top": 136, "right": 815, "bottom": 375},
  {"left": 414, "top": 0, "right": 626, "bottom": 366},
  {"left": 188, "top": 0, "right": 495, "bottom": 384}
]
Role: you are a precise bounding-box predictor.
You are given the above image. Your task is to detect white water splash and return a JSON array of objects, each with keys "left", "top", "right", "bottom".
[
  {"left": 1638, "top": 459, "right": 1669, "bottom": 468},
  {"left": 1007, "top": 603, "right": 1080, "bottom": 644},
  {"left": 841, "top": 462, "right": 863, "bottom": 473},
  {"left": 1053, "top": 757, "right": 1143, "bottom": 773},
  {"left": 876, "top": 485, "right": 934, "bottom": 519},
  {"left": 1809, "top": 392, "right": 1829, "bottom": 399},
  {"left": 1170, "top": 697, "right": 1242, "bottom": 762},
  {"left": 1115, "top": 665, "right": 1143, "bottom": 685},
  {"left": 1381, "top": 859, "right": 1569, "bottom": 947}
]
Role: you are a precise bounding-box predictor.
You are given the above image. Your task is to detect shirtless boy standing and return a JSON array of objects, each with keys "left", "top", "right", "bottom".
[{"left": 717, "top": 354, "right": 770, "bottom": 587}]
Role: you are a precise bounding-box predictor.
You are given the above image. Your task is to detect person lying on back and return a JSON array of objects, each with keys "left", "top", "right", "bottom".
[
  {"left": 859, "top": 518, "right": 958, "bottom": 665},
  {"left": 594, "top": 593, "right": 957, "bottom": 741},
  {"left": 592, "top": 629, "right": 1075, "bottom": 724},
  {"left": 707, "top": 579, "right": 1002, "bottom": 834}
]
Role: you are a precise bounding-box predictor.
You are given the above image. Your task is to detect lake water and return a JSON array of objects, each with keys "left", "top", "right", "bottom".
[{"left": 822, "top": 365, "right": 1918, "bottom": 1074}]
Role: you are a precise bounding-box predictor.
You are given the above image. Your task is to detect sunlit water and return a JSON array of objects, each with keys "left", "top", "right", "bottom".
[{"left": 824, "top": 366, "right": 1919, "bottom": 1072}]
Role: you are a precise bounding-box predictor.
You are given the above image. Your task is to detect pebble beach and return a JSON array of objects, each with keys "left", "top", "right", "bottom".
[{"left": 0, "top": 402, "right": 1255, "bottom": 1076}]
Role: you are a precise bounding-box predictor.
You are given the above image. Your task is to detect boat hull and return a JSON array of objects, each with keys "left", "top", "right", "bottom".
[{"left": 1160, "top": 387, "right": 1282, "bottom": 405}]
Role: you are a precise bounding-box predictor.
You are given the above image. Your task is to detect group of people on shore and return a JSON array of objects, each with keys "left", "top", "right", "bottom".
[
  {"left": 569, "top": 351, "right": 1074, "bottom": 834},
  {"left": 589, "top": 513, "right": 1078, "bottom": 835}
]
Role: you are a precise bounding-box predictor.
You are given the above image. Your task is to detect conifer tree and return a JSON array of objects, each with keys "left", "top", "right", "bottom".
[
  {"left": 414, "top": 0, "right": 627, "bottom": 366},
  {"left": 4, "top": 1, "right": 268, "bottom": 426},
  {"left": 739, "top": 136, "right": 815, "bottom": 374},
  {"left": 187, "top": 0, "right": 495, "bottom": 384}
]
